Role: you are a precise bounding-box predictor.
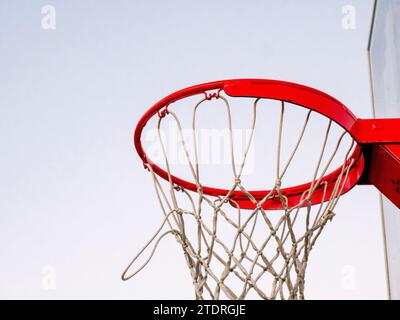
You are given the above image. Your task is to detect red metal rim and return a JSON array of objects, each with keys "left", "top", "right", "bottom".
[{"left": 134, "top": 79, "right": 365, "bottom": 209}]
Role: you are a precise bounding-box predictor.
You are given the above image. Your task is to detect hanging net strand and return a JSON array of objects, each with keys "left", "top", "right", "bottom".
[{"left": 123, "top": 92, "right": 355, "bottom": 300}]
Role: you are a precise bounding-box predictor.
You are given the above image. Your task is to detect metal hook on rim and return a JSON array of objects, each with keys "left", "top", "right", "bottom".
[
  {"left": 204, "top": 89, "right": 222, "bottom": 101},
  {"left": 158, "top": 104, "right": 170, "bottom": 118}
]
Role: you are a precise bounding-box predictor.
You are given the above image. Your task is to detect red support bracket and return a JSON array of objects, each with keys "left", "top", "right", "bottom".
[{"left": 363, "top": 144, "right": 400, "bottom": 208}]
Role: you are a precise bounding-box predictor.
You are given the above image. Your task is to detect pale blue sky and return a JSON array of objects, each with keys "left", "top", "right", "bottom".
[{"left": 0, "top": 0, "right": 386, "bottom": 299}]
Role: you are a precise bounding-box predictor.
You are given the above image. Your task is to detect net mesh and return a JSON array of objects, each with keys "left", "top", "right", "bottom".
[{"left": 123, "top": 92, "right": 355, "bottom": 300}]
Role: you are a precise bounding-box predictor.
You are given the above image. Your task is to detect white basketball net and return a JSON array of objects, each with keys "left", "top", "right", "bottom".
[{"left": 123, "top": 93, "right": 355, "bottom": 300}]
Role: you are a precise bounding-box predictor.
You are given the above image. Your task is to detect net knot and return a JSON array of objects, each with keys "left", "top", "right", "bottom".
[
  {"left": 322, "top": 210, "right": 335, "bottom": 223},
  {"left": 275, "top": 179, "right": 282, "bottom": 187},
  {"left": 234, "top": 178, "right": 241, "bottom": 185},
  {"left": 179, "top": 239, "right": 189, "bottom": 249}
]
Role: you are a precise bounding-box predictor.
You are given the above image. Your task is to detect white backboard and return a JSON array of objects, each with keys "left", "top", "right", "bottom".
[{"left": 368, "top": 0, "right": 400, "bottom": 300}]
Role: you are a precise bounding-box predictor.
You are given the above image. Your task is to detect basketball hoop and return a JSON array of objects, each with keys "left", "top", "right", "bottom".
[{"left": 123, "top": 79, "right": 400, "bottom": 299}]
